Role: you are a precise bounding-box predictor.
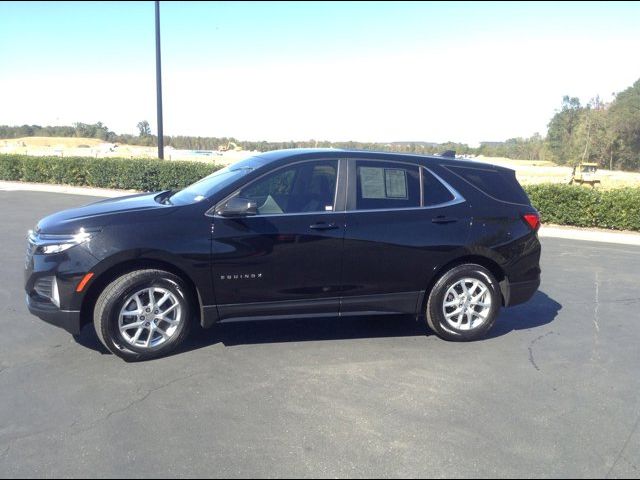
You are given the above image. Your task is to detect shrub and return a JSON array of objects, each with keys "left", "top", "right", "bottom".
[
  {"left": 524, "top": 184, "right": 640, "bottom": 231},
  {"left": 2, "top": 154, "right": 639, "bottom": 231},
  {"left": 0, "top": 154, "right": 222, "bottom": 192}
]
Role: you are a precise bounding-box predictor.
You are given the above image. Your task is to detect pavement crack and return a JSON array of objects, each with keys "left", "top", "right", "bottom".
[
  {"left": 70, "top": 370, "right": 209, "bottom": 436},
  {"left": 528, "top": 331, "right": 555, "bottom": 372},
  {"left": 104, "top": 371, "right": 206, "bottom": 420},
  {"left": 606, "top": 411, "right": 640, "bottom": 478},
  {"left": 0, "top": 372, "right": 210, "bottom": 450}
]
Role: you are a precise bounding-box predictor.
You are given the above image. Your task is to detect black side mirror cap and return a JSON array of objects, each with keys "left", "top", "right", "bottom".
[{"left": 217, "top": 197, "right": 258, "bottom": 217}]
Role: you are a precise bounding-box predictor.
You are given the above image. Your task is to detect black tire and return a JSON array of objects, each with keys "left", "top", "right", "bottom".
[
  {"left": 426, "top": 264, "right": 501, "bottom": 341},
  {"left": 93, "top": 269, "right": 192, "bottom": 361}
]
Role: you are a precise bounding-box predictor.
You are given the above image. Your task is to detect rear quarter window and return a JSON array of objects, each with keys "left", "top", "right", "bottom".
[
  {"left": 445, "top": 165, "right": 530, "bottom": 205},
  {"left": 422, "top": 168, "right": 455, "bottom": 206}
]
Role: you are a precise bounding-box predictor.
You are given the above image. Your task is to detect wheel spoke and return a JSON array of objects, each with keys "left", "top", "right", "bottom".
[
  {"left": 146, "top": 329, "right": 154, "bottom": 347},
  {"left": 466, "top": 311, "right": 474, "bottom": 327},
  {"left": 156, "top": 325, "right": 169, "bottom": 340},
  {"left": 134, "top": 294, "right": 144, "bottom": 312},
  {"left": 472, "top": 286, "right": 487, "bottom": 301},
  {"left": 120, "top": 320, "right": 144, "bottom": 332},
  {"left": 157, "top": 292, "right": 171, "bottom": 307},
  {"left": 444, "top": 306, "right": 462, "bottom": 320},
  {"left": 158, "top": 302, "right": 178, "bottom": 318},
  {"left": 147, "top": 288, "right": 156, "bottom": 309},
  {"left": 130, "top": 327, "right": 143, "bottom": 344},
  {"left": 472, "top": 301, "right": 491, "bottom": 308}
]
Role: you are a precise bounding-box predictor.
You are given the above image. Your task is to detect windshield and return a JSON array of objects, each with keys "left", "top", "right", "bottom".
[{"left": 169, "top": 165, "right": 253, "bottom": 205}]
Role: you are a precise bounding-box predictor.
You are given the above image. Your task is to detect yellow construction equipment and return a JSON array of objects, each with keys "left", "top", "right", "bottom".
[{"left": 218, "top": 141, "right": 242, "bottom": 152}]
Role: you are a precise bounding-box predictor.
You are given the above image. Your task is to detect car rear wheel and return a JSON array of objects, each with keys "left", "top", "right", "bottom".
[
  {"left": 93, "top": 269, "right": 192, "bottom": 361},
  {"left": 426, "top": 264, "right": 500, "bottom": 341}
]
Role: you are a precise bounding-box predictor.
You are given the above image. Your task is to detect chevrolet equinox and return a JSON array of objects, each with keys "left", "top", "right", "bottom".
[{"left": 25, "top": 149, "right": 541, "bottom": 361}]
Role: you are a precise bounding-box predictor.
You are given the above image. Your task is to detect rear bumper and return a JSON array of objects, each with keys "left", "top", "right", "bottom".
[
  {"left": 500, "top": 277, "right": 540, "bottom": 307},
  {"left": 26, "top": 295, "right": 81, "bottom": 335}
]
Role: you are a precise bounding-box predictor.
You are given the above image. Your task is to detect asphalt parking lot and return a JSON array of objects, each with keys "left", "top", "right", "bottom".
[{"left": 1, "top": 190, "right": 639, "bottom": 478}]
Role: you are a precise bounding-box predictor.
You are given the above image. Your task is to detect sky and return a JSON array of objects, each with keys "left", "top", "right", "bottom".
[{"left": 1, "top": 1, "right": 639, "bottom": 146}]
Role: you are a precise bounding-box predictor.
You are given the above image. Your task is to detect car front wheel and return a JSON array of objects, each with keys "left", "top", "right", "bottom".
[
  {"left": 93, "top": 269, "right": 192, "bottom": 361},
  {"left": 426, "top": 264, "right": 500, "bottom": 341}
]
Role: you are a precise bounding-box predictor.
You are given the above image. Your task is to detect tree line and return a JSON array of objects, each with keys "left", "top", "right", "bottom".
[
  {"left": 1, "top": 77, "right": 638, "bottom": 170},
  {"left": 479, "top": 78, "right": 640, "bottom": 170},
  {"left": 0, "top": 122, "right": 476, "bottom": 157},
  {"left": 544, "top": 80, "right": 640, "bottom": 171}
]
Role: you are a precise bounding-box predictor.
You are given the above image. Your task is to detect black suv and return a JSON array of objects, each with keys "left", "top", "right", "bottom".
[{"left": 25, "top": 149, "right": 541, "bottom": 361}]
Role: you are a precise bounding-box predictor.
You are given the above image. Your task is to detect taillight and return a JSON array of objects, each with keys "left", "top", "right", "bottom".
[{"left": 522, "top": 213, "right": 541, "bottom": 231}]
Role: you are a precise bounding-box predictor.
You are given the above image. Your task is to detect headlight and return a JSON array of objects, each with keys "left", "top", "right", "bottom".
[{"left": 28, "top": 228, "right": 98, "bottom": 255}]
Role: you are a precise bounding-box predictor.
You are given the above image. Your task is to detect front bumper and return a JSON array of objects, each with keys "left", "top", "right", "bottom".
[{"left": 26, "top": 294, "right": 81, "bottom": 335}]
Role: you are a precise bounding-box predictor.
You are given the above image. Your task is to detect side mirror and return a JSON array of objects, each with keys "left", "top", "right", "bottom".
[{"left": 217, "top": 196, "right": 258, "bottom": 217}]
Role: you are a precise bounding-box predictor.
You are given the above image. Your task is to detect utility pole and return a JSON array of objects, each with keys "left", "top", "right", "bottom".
[{"left": 155, "top": 0, "right": 164, "bottom": 159}]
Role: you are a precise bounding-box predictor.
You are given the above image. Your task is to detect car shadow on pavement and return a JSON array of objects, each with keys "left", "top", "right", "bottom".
[
  {"left": 73, "top": 290, "right": 561, "bottom": 357},
  {"left": 485, "top": 290, "right": 562, "bottom": 339}
]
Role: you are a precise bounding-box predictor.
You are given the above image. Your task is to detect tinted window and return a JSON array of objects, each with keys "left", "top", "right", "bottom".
[
  {"left": 169, "top": 167, "right": 252, "bottom": 205},
  {"left": 355, "top": 160, "right": 420, "bottom": 210},
  {"left": 422, "top": 169, "right": 455, "bottom": 206},
  {"left": 445, "top": 165, "right": 530, "bottom": 205},
  {"left": 239, "top": 160, "right": 337, "bottom": 215},
  {"left": 169, "top": 155, "right": 267, "bottom": 205}
]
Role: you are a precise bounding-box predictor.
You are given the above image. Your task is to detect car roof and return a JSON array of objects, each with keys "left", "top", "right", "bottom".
[{"left": 251, "top": 148, "right": 512, "bottom": 172}]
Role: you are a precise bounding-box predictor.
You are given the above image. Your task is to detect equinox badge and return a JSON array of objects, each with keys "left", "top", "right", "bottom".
[{"left": 220, "top": 273, "right": 263, "bottom": 280}]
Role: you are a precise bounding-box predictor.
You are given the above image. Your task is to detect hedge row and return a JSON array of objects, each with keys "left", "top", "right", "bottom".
[
  {"left": 524, "top": 184, "right": 640, "bottom": 231},
  {"left": 0, "top": 154, "right": 222, "bottom": 192},
  {"left": 1, "top": 154, "right": 639, "bottom": 231}
]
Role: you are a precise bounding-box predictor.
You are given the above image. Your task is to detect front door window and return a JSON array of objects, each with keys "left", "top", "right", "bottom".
[{"left": 237, "top": 160, "right": 338, "bottom": 215}]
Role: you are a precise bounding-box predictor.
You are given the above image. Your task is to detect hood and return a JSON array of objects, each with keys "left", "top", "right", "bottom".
[{"left": 36, "top": 191, "right": 175, "bottom": 234}]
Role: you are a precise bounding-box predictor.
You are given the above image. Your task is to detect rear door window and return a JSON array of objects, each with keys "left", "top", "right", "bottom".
[{"left": 354, "top": 160, "right": 420, "bottom": 210}]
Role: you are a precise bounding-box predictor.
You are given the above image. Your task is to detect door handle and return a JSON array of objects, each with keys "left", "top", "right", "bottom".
[
  {"left": 431, "top": 216, "right": 458, "bottom": 224},
  {"left": 309, "top": 222, "right": 339, "bottom": 230}
]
